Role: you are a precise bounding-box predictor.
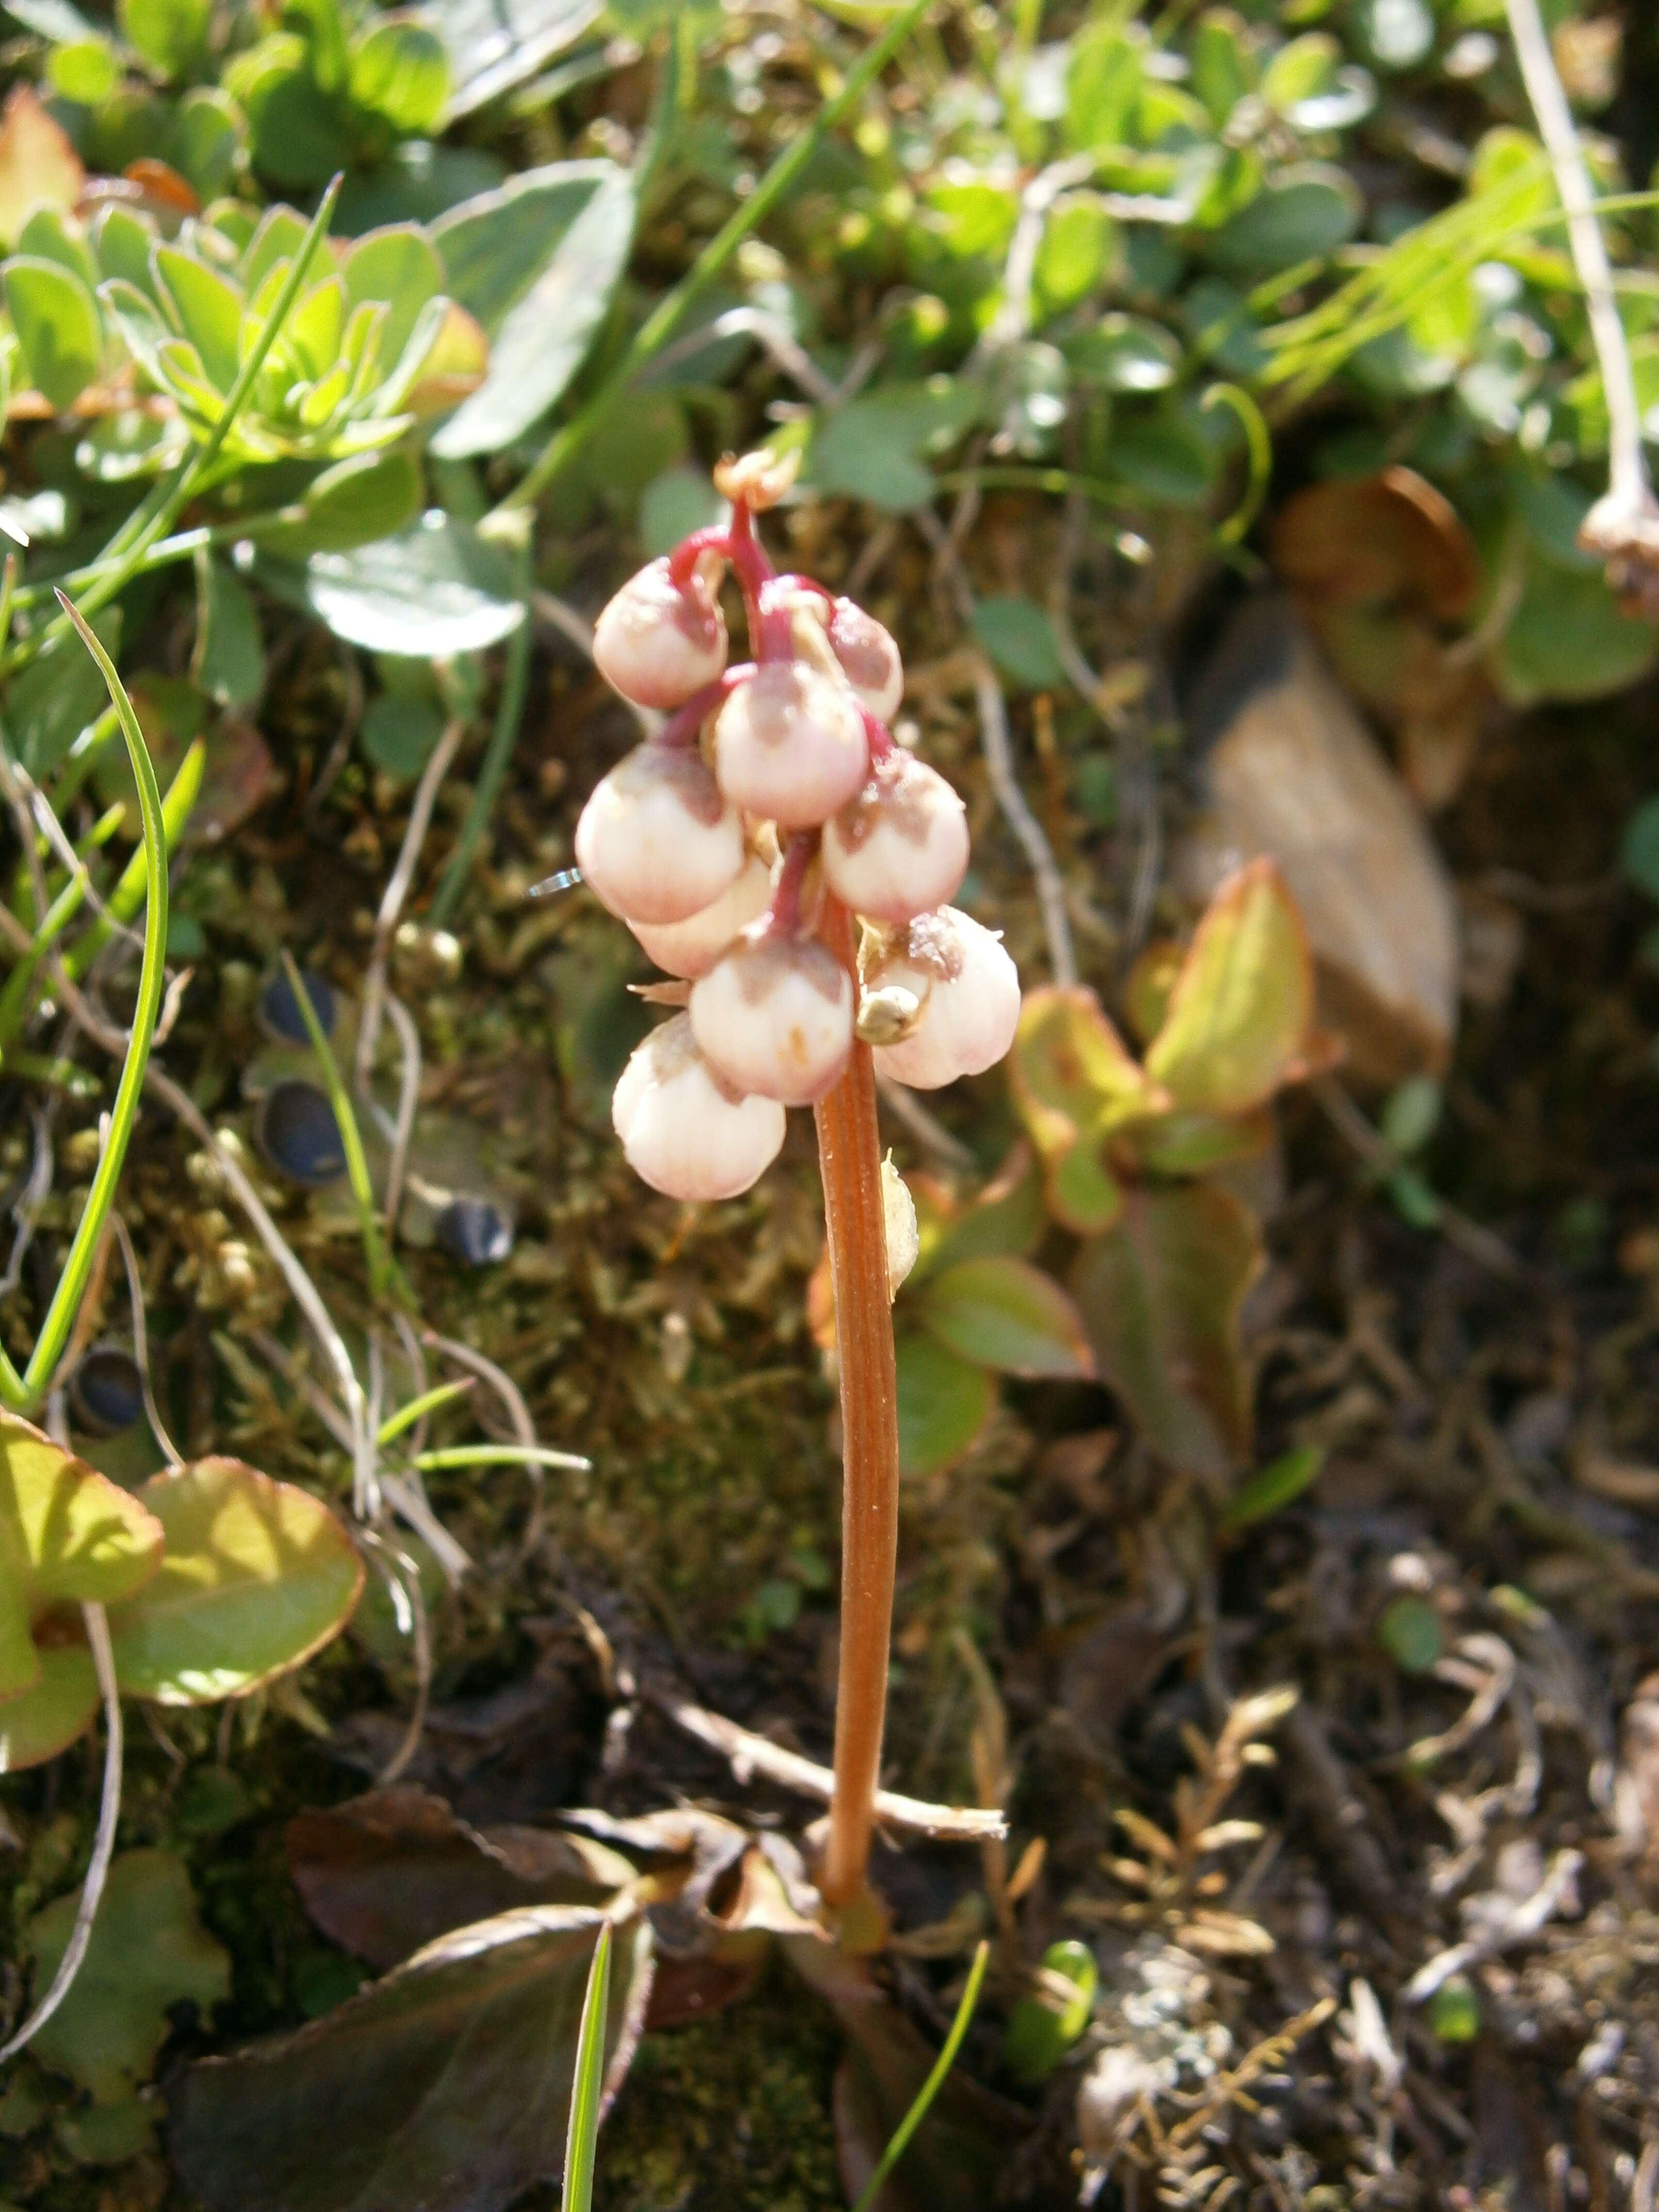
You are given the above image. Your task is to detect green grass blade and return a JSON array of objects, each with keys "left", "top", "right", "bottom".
[
  {"left": 19, "top": 594, "right": 170, "bottom": 1402},
  {"left": 377, "top": 1378, "right": 476, "bottom": 1445},
  {"left": 500, "top": 0, "right": 930, "bottom": 513},
  {"left": 62, "top": 737, "right": 204, "bottom": 985},
  {"left": 850, "top": 1940, "right": 991, "bottom": 2212},
  {"left": 278, "top": 949, "right": 391, "bottom": 1300},
  {"left": 411, "top": 1443, "right": 592, "bottom": 1473},
  {"left": 562, "top": 1921, "right": 613, "bottom": 2212}
]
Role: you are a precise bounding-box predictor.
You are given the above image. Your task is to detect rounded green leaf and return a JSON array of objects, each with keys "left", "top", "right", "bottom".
[
  {"left": 1144, "top": 859, "right": 1315, "bottom": 1115},
  {"left": 47, "top": 36, "right": 122, "bottom": 106},
  {"left": 153, "top": 243, "right": 245, "bottom": 392},
  {"left": 4, "top": 255, "right": 101, "bottom": 410},
  {"left": 107, "top": 1458, "right": 363, "bottom": 1704},
  {"left": 261, "top": 447, "right": 426, "bottom": 557},
  {"left": 1377, "top": 1593, "right": 1443, "bottom": 1674},
  {"left": 344, "top": 224, "right": 444, "bottom": 367},
  {"left": 0, "top": 1410, "right": 163, "bottom": 1644},
  {"left": 283, "top": 511, "right": 526, "bottom": 656},
  {"left": 1004, "top": 1940, "right": 1098, "bottom": 2083},
  {"left": 27, "top": 1849, "right": 231, "bottom": 2100},
  {"left": 1206, "top": 162, "right": 1361, "bottom": 277},
  {"left": 920, "top": 1257, "right": 1094, "bottom": 1379},
  {"left": 1110, "top": 408, "right": 1216, "bottom": 507},
  {"left": 0, "top": 1645, "right": 100, "bottom": 1772},
  {"left": 169, "top": 87, "right": 245, "bottom": 201},
  {"left": 1066, "top": 311, "right": 1181, "bottom": 394},
  {"left": 1496, "top": 551, "right": 1659, "bottom": 705},
  {"left": 117, "top": 0, "right": 210, "bottom": 78},
  {"left": 969, "top": 595, "right": 1066, "bottom": 690},
  {"left": 349, "top": 17, "right": 450, "bottom": 134},
  {"left": 896, "top": 1332, "right": 995, "bottom": 1478}
]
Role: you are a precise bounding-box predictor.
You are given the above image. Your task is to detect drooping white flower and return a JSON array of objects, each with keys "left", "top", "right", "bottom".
[
  {"left": 821, "top": 752, "right": 969, "bottom": 924},
  {"left": 713, "top": 663, "right": 868, "bottom": 827},
  {"left": 593, "top": 557, "right": 727, "bottom": 708},
  {"left": 628, "top": 852, "right": 773, "bottom": 978},
  {"left": 867, "top": 907, "right": 1020, "bottom": 1089},
  {"left": 690, "top": 926, "right": 854, "bottom": 1104},
  {"left": 575, "top": 744, "right": 744, "bottom": 925},
  {"left": 612, "top": 1015, "right": 785, "bottom": 1200},
  {"left": 827, "top": 597, "right": 904, "bottom": 721}
]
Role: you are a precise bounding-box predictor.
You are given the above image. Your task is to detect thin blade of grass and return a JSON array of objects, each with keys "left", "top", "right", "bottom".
[
  {"left": 561, "top": 1920, "right": 614, "bottom": 2212},
  {"left": 377, "top": 1377, "right": 476, "bottom": 1445},
  {"left": 850, "top": 1939, "right": 991, "bottom": 2212},
  {"left": 278, "top": 949, "right": 392, "bottom": 1301},
  {"left": 411, "top": 1443, "right": 591, "bottom": 1473},
  {"left": 18, "top": 595, "right": 170, "bottom": 1402},
  {"left": 62, "top": 738, "right": 204, "bottom": 985}
]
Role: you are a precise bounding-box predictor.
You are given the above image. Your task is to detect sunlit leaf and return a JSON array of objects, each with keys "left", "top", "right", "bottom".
[
  {"left": 919, "top": 1256, "right": 1093, "bottom": 1379},
  {"left": 169, "top": 1909, "right": 654, "bottom": 2212},
  {"left": 1144, "top": 860, "right": 1315, "bottom": 1115},
  {"left": 349, "top": 15, "right": 449, "bottom": 135},
  {"left": 0, "top": 1644, "right": 100, "bottom": 1771},
  {"left": 895, "top": 1332, "right": 995, "bottom": 1478},
  {"left": 1009, "top": 986, "right": 1151, "bottom": 1229},
  {"left": 106, "top": 1458, "right": 362, "bottom": 1704},
  {"left": 420, "top": 0, "right": 599, "bottom": 119},
  {"left": 0, "top": 86, "right": 83, "bottom": 249},
  {"left": 28, "top": 1849, "right": 231, "bottom": 2102},
  {"left": 4, "top": 255, "right": 101, "bottom": 409},
  {"left": 1071, "top": 1184, "right": 1261, "bottom": 1477},
  {"left": 266, "top": 510, "right": 525, "bottom": 656}
]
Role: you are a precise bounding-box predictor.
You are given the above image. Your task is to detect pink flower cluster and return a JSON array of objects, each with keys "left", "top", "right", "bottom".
[{"left": 577, "top": 460, "right": 1020, "bottom": 1202}]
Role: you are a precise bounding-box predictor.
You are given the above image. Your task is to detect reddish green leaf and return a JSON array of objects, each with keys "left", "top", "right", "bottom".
[
  {"left": 1010, "top": 985, "right": 1153, "bottom": 1157},
  {"left": 896, "top": 1332, "right": 995, "bottom": 1477},
  {"left": 919, "top": 1257, "right": 1094, "bottom": 1379},
  {"left": 927, "top": 1147, "right": 1045, "bottom": 1273},
  {"left": 107, "top": 1459, "right": 362, "bottom": 1704},
  {"left": 1144, "top": 861, "right": 1315, "bottom": 1115},
  {"left": 168, "top": 1908, "right": 654, "bottom": 2212},
  {"left": 1071, "top": 1184, "right": 1262, "bottom": 1477}
]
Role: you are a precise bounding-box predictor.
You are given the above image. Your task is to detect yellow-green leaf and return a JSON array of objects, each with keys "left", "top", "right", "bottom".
[
  {"left": 0, "top": 1645, "right": 100, "bottom": 1772},
  {"left": 919, "top": 1256, "right": 1094, "bottom": 1379},
  {"left": 108, "top": 1459, "right": 362, "bottom": 1704},
  {"left": 1011, "top": 985, "right": 1152, "bottom": 1159},
  {"left": 1144, "top": 860, "right": 1314, "bottom": 1115}
]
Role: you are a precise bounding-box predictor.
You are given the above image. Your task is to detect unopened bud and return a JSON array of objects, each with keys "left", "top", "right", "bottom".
[
  {"left": 713, "top": 663, "right": 869, "bottom": 828},
  {"left": 628, "top": 852, "right": 773, "bottom": 978},
  {"left": 866, "top": 907, "right": 1020, "bottom": 1089},
  {"left": 612, "top": 1015, "right": 785, "bottom": 1200},
  {"left": 593, "top": 558, "right": 727, "bottom": 708},
  {"left": 575, "top": 744, "right": 744, "bottom": 925},
  {"left": 822, "top": 752, "right": 969, "bottom": 924},
  {"left": 690, "top": 927, "right": 854, "bottom": 1104},
  {"left": 827, "top": 598, "right": 904, "bottom": 721}
]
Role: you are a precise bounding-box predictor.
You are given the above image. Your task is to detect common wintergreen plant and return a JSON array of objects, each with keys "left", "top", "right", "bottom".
[{"left": 576, "top": 447, "right": 1020, "bottom": 1910}]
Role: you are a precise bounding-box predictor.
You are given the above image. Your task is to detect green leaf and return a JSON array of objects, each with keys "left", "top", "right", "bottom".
[
  {"left": 1033, "top": 196, "right": 1116, "bottom": 320},
  {"left": 0, "top": 1645, "right": 100, "bottom": 1772},
  {"left": 1110, "top": 408, "right": 1215, "bottom": 507},
  {"left": 46, "top": 35, "right": 120, "bottom": 104},
  {"left": 432, "top": 158, "right": 615, "bottom": 332},
  {"left": 117, "top": 0, "right": 209, "bottom": 77},
  {"left": 895, "top": 1332, "right": 995, "bottom": 1478},
  {"left": 4, "top": 604, "right": 121, "bottom": 775},
  {"left": 1071, "top": 1183, "right": 1261, "bottom": 1477},
  {"left": 421, "top": 0, "right": 598, "bottom": 118},
  {"left": 349, "top": 15, "right": 449, "bottom": 133},
  {"left": 969, "top": 595, "right": 1066, "bottom": 690},
  {"left": 16, "top": 204, "right": 97, "bottom": 290},
  {"left": 1206, "top": 161, "right": 1361, "bottom": 276},
  {"left": 1495, "top": 550, "right": 1659, "bottom": 705},
  {"left": 168, "top": 1910, "right": 654, "bottom": 2212},
  {"left": 1065, "top": 310, "right": 1180, "bottom": 393},
  {"left": 268, "top": 510, "right": 526, "bottom": 656},
  {"left": 919, "top": 1256, "right": 1093, "bottom": 1379},
  {"left": 344, "top": 223, "right": 444, "bottom": 367},
  {"left": 90, "top": 203, "right": 158, "bottom": 297},
  {"left": 4, "top": 255, "right": 100, "bottom": 409},
  {"left": 153, "top": 243, "right": 244, "bottom": 391},
  {"left": 432, "top": 164, "right": 635, "bottom": 459},
  {"left": 639, "top": 464, "right": 726, "bottom": 559},
  {"left": 196, "top": 559, "right": 265, "bottom": 710},
  {"left": 259, "top": 446, "right": 426, "bottom": 556},
  {"left": 1624, "top": 796, "right": 1659, "bottom": 902},
  {"left": 927, "top": 1148, "right": 1045, "bottom": 1272},
  {"left": 1009, "top": 985, "right": 1150, "bottom": 1229},
  {"left": 169, "top": 86, "right": 244, "bottom": 199},
  {"left": 27, "top": 1850, "right": 231, "bottom": 2102},
  {"left": 228, "top": 36, "right": 353, "bottom": 191},
  {"left": 107, "top": 1458, "right": 363, "bottom": 1704},
  {"left": 1192, "top": 8, "right": 1254, "bottom": 126},
  {"left": 1377, "top": 1592, "right": 1443, "bottom": 1673},
  {"left": 1144, "top": 860, "right": 1314, "bottom": 1114},
  {"left": 1003, "top": 1940, "right": 1096, "bottom": 2084},
  {"left": 360, "top": 691, "right": 445, "bottom": 777},
  {"left": 0, "top": 1413, "right": 162, "bottom": 1698},
  {"left": 562, "top": 1921, "right": 611, "bottom": 2212},
  {"left": 1065, "top": 23, "right": 1142, "bottom": 152},
  {"left": 1113, "top": 1105, "right": 1271, "bottom": 1178},
  {"left": 1218, "top": 1443, "right": 1325, "bottom": 1532},
  {"left": 806, "top": 377, "right": 982, "bottom": 513}
]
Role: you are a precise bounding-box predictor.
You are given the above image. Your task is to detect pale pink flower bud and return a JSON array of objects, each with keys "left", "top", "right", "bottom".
[
  {"left": 821, "top": 753, "right": 969, "bottom": 924},
  {"left": 628, "top": 852, "right": 774, "bottom": 978},
  {"left": 869, "top": 907, "right": 1020, "bottom": 1088},
  {"left": 690, "top": 926, "right": 854, "bottom": 1105},
  {"left": 575, "top": 744, "right": 744, "bottom": 926},
  {"left": 612, "top": 1015, "right": 785, "bottom": 1200},
  {"left": 827, "top": 597, "right": 903, "bottom": 721},
  {"left": 593, "top": 558, "right": 727, "bottom": 708},
  {"left": 713, "top": 663, "right": 868, "bottom": 828}
]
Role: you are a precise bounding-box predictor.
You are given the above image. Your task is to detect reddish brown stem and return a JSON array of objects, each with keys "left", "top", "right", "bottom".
[{"left": 814, "top": 894, "right": 900, "bottom": 1909}]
